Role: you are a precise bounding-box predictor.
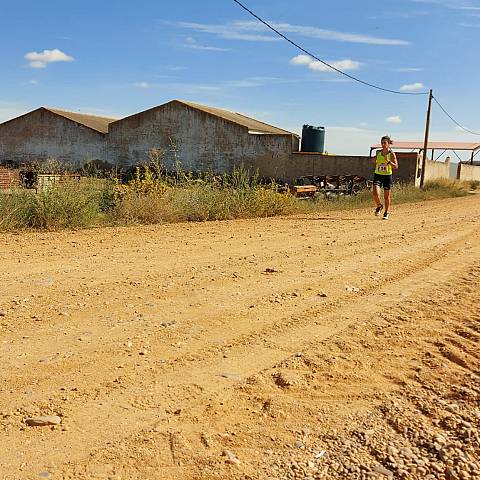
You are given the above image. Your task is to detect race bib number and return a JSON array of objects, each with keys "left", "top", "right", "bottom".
[{"left": 378, "top": 164, "right": 388, "bottom": 172}]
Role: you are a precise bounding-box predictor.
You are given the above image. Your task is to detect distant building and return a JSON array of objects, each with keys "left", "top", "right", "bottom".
[
  {"left": 5, "top": 101, "right": 469, "bottom": 184},
  {"left": 0, "top": 107, "right": 116, "bottom": 167},
  {"left": 107, "top": 100, "right": 300, "bottom": 178}
]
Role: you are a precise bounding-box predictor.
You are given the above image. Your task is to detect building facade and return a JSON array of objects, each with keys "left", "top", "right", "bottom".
[
  {"left": 0, "top": 107, "right": 115, "bottom": 168},
  {"left": 107, "top": 100, "right": 299, "bottom": 178},
  {"left": 1, "top": 101, "right": 434, "bottom": 184}
]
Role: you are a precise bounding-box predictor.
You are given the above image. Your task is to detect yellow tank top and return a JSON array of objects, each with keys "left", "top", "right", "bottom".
[{"left": 375, "top": 151, "right": 393, "bottom": 175}]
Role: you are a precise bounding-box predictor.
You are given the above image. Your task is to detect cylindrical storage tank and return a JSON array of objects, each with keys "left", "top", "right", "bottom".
[{"left": 301, "top": 125, "right": 325, "bottom": 153}]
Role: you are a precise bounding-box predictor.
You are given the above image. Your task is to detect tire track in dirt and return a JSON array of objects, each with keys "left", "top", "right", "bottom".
[
  {"left": 0, "top": 216, "right": 477, "bottom": 420},
  {"left": 53, "top": 257, "right": 480, "bottom": 480},
  {"left": 1, "top": 195, "right": 480, "bottom": 479}
]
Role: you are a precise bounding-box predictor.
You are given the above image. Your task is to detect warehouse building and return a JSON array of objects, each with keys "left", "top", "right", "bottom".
[
  {"left": 0, "top": 107, "right": 116, "bottom": 167},
  {"left": 107, "top": 100, "right": 300, "bottom": 178},
  {"left": 4, "top": 101, "right": 469, "bottom": 185}
]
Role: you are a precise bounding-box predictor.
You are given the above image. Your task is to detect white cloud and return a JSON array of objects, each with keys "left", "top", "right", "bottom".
[
  {"left": 386, "top": 116, "right": 402, "bottom": 124},
  {"left": 134, "top": 82, "right": 150, "bottom": 89},
  {"left": 133, "top": 81, "right": 221, "bottom": 93},
  {"left": 166, "top": 65, "right": 186, "bottom": 71},
  {"left": 315, "top": 77, "right": 353, "bottom": 83},
  {"left": 368, "top": 11, "right": 429, "bottom": 19},
  {"left": 183, "top": 37, "right": 230, "bottom": 51},
  {"left": 311, "top": 59, "right": 361, "bottom": 72},
  {"left": 252, "top": 21, "right": 410, "bottom": 45},
  {"left": 394, "top": 67, "right": 424, "bottom": 72},
  {"left": 457, "top": 22, "right": 480, "bottom": 27},
  {"left": 186, "top": 85, "right": 221, "bottom": 92},
  {"left": 227, "top": 79, "right": 267, "bottom": 88},
  {"left": 173, "top": 20, "right": 410, "bottom": 46},
  {"left": 132, "top": 76, "right": 289, "bottom": 95},
  {"left": 185, "top": 43, "right": 230, "bottom": 51},
  {"left": 291, "top": 54, "right": 361, "bottom": 72},
  {"left": 29, "top": 79, "right": 39, "bottom": 85},
  {"left": 225, "top": 76, "right": 288, "bottom": 88},
  {"left": 290, "top": 54, "right": 312, "bottom": 66},
  {"left": 410, "top": 0, "right": 479, "bottom": 9},
  {"left": 24, "top": 48, "right": 74, "bottom": 68},
  {"left": 399, "top": 82, "right": 425, "bottom": 92},
  {"left": 176, "top": 21, "right": 279, "bottom": 42}
]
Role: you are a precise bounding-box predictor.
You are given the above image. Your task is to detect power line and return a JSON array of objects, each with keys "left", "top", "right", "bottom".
[
  {"left": 432, "top": 95, "right": 480, "bottom": 136},
  {"left": 232, "top": 0, "right": 429, "bottom": 96},
  {"left": 232, "top": 1, "right": 480, "bottom": 138}
]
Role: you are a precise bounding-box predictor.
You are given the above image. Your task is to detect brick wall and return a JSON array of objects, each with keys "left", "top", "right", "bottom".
[
  {"left": 285, "top": 152, "right": 419, "bottom": 184},
  {"left": 0, "top": 167, "right": 20, "bottom": 189}
]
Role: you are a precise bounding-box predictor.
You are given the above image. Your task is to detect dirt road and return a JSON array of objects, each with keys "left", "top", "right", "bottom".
[{"left": 1, "top": 196, "right": 479, "bottom": 480}]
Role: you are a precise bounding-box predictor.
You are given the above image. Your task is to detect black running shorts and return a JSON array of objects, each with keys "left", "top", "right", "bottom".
[{"left": 373, "top": 173, "right": 393, "bottom": 190}]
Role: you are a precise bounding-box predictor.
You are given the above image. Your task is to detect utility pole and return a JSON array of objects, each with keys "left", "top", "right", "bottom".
[{"left": 420, "top": 89, "right": 433, "bottom": 188}]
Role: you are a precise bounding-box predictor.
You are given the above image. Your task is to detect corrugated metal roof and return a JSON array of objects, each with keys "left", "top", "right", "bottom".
[
  {"left": 371, "top": 141, "right": 480, "bottom": 151},
  {"left": 45, "top": 108, "right": 117, "bottom": 133},
  {"left": 112, "top": 100, "right": 296, "bottom": 135},
  {"left": 178, "top": 100, "right": 295, "bottom": 135}
]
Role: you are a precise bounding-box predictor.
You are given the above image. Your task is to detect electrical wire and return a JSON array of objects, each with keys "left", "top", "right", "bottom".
[
  {"left": 232, "top": 1, "right": 480, "bottom": 137},
  {"left": 232, "top": 0, "right": 429, "bottom": 96},
  {"left": 432, "top": 95, "right": 480, "bottom": 136}
]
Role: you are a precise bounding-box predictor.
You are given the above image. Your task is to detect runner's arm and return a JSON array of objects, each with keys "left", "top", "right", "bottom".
[{"left": 388, "top": 151, "right": 398, "bottom": 169}]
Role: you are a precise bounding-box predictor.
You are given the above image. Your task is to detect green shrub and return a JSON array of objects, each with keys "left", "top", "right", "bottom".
[{"left": 0, "top": 183, "right": 103, "bottom": 231}]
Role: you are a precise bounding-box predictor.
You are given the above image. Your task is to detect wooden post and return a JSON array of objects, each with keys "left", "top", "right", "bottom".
[{"left": 420, "top": 89, "right": 433, "bottom": 188}]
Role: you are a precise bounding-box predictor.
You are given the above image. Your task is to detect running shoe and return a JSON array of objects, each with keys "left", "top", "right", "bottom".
[
  {"left": 383, "top": 212, "right": 390, "bottom": 220},
  {"left": 375, "top": 204, "right": 383, "bottom": 216}
]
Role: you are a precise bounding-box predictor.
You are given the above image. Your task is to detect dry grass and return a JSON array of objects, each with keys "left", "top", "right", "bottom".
[
  {"left": 305, "top": 179, "right": 470, "bottom": 213},
  {"left": 0, "top": 172, "right": 473, "bottom": 232},
  {"left": 110, "top": 166, "right": 299, "bottom": 224},
  {"left": 0, "top": 181, "right": 104, "bottom": 231}
]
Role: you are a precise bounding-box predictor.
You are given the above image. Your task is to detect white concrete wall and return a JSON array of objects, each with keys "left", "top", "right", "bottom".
[
  {"left": 0, "top": 108, "right": 107, "bottom": 167},
  {"left": 420, "top": 159, "right": 451, "bottom": 184},
  {"left": 457, "top": 163, "right": 480, "bottom": 182}
]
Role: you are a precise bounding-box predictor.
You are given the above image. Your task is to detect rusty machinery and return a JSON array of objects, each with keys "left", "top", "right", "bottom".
[{"left": 290, "top": 175, "right": 371, "bottom": 199}]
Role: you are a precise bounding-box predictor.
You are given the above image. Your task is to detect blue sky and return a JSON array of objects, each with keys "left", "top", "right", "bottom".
[{"left": 1, "top": 0, "right": 480, "bottom": 156}]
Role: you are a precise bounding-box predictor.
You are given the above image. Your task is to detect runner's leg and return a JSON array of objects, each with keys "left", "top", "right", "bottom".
[
  {"left": 373, "top": 184, "right": 382, "bottom": 207},
  {"left": 384, "top": 188, "right": 391, "bottom": 213}
]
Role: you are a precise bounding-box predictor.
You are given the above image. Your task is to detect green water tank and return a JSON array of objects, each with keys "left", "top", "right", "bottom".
[{"left": 301, "top": 125, "right": 325, "bottom": 153}]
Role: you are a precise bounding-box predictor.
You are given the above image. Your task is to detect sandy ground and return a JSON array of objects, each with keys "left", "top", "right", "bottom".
[{"left": 0, "top": 196, "right": 479, "bottom": 480}]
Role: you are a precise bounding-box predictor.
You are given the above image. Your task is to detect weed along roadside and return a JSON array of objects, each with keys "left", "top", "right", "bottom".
[{"left": 0, "top": 165, "right": 475, "bottom": 232}]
